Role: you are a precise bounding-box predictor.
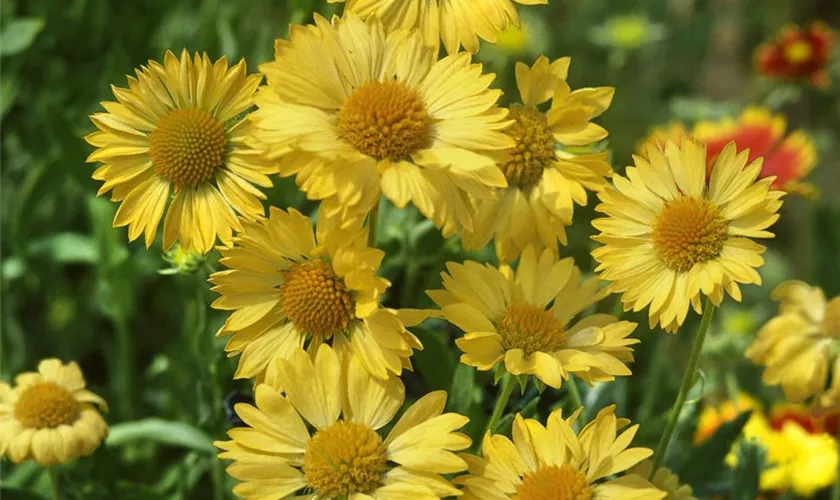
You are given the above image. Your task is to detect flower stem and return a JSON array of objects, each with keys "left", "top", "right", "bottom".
[
  {"left": 48, "top": 467, "right": 61, "bottom": 500},
  {"left": 367, "top": 203, "right": 380, "bottom": 249},
  {"left": 566, "top": 376, "right": 584, "bottom": 412},
  {"left": 649, "top": 298, "right": 715, "bottom": 478},
  {"left": 485, "top": 373, "right": 516, "bottom": 438}
]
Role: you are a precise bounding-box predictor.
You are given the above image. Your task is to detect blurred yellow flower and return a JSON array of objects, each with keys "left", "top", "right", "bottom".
[
  {"left": 591, "top": 140, "right": 783, "bottom": 332},
  {"left": 458, "top": 406, "right": 664, "bottom": 499},
  {"left": 0, "top": 359, "right": 108, "bottom": 466},
  {"left": 251, "top": 13, "right": 513, "bottom": 237},
  {"left": 328, "top": 0, "right": 548, "bottom": 53},
  {"left": 496, "top": 22, "right": 531, "bottom": 54},
  {"left": 735, "top": 412, "right": 838, "bottom": 497},
  {"left": 461, "top": 56, "right": 614, "bottom": 262},
  {"left": 210, "top": 208, "right": 421, "bottom": 382},
  {"left": 629, "top": 460, "right": 697, "bottom": 500},
  {"left": 746, "top": 280, "right": 840, "bottom": 405},
  {"left": 427, "top": 245, "right": 638, "bottom": 389},
  {"left": 695, "top": 393, "right": 759, "bottom": 443},
  {"left": 591, "top": 14, "right": 666, "bottom": 51},
  {"left": 86, "top": 50, "right": 274, "bottom": 254},
  {"left": 215, "top": 345, "right": 471, "bottom": 499}
]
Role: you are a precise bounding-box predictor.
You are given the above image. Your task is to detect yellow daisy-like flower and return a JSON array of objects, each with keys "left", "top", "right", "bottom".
[
  {"left": 427, "top": 245, "right": 638, "bottom": 388},
  {"left": 250, "top": 13, "right": 513, "bottom": 237},
  {"left": 210, "top": 207, "right": 421, "bottom": 382},
  {"left": 629, "top": 461, "right": 697, "bottom": 500},
  {"left": 0, "top": 359, "right": 108, "bottom": 466},
  {"left": 215, "top": 345, "right": 471, "bottom": 499},
  {"left": 86, "top": 49, "right": 274, "bottom": 254},
  {"left": 327, "top": 0, "right": 548, "bottom": 53},
  {"left": 458, "top": 405, "right": 664, "bottom": 499},
  {"left": 591, "top": 139, "right": 784, "bottom": 332},
  {"left": 462, "top": 56, "right": 614, "bottom": 262},
  {"left": 746, "top": 280, "right": 840, "bottom": 405}
]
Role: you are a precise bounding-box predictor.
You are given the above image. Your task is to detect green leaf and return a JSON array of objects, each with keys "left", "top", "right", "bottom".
[
  {"left": 674, "top": 410, "right": 752, "bottom": 488},
  {"left": 730, "top": 439, "right": 766, "bottom": 500},
  {"left": 447, "top": 364, "right": 475, "bottom": 415},
  {"left": 1, "top": 18, "right": 46, "bottom": 57},
  {"left": 26, "top": 232, "right": 98, "bottom": 264},
  {"left": 106, "top": 418, "right": 216, "bottom": 454},
  {"left": 0, "top": 488, "right": 42, "bottom": 500},
  {"left": 411, "top": 327, "right": 456, "bottom": 391}
]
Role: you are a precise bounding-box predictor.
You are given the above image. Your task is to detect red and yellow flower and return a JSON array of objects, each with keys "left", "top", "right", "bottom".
[{"left": 755, "top": 22, "right": 836, "bottom": 88}]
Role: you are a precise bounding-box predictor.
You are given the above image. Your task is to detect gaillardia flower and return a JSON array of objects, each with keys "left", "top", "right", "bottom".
[
  {"left": 693, "top": 107, "right": 818, "bottom": 197},
  {"left": 755, "top": 22, "right": 836, "bottom": 88},
  {"left": 250, "top": 13, "right": 513, "bottom": 237},
  {"left": 215, "top": 345, "right": 471, "bottom": 499},
  {"left": 592, "top": 139, "right": 783, "bottom": 332},
  {"left": 210, "top": 207, "right": 421, "bottom": 382},
  {"left": 461, "top": 57, "right": 614, "bottom": 262},
  {"left": 327, "top": 0, "right": 548, "bottom": 53},
  {"left": 746, "top": 280, "right": 840, "bottom": 406},
  {"left": 0, "top": 359, "right": 108, "bottom": 466},
  {"left": 458, "top": 406, "right": 664, "bottom": 499},
  {"left": 86, "top": 50, "right": 274, "bottom": 253},
  {"left": 629, "top": 460, "right": 697, "bottom": 500},
  {"left": 427, "top": 245, "right": 638, "bottom": 388}
]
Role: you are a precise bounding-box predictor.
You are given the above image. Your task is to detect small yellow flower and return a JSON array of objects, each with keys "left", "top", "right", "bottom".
[
  {"left": 496, "top": 22, "right": 531, "bottom": 54},
  {"left": 462, "top": 56, "right": 614, "bottom": 262},
  {"left": 215, "top": 345, "right": 471, "bottom": 499},
  {"left": 0, "top": 359, "right": 108, "bottom": 466},
  {"left": 328, "top": 0, "right": 548, "bottom": 53},
  {"left": 210, "top": 208, "right": 421, "bottom": 382},
  {"left": 86, "top": 50, "right": 274, "bottom": 254},
  {"left": 458, "top": 405, "right": 664, "bottom": 499},
  {"left": 427, "top": 245, "right": 638, "bottom": 389},
  {"left": 629, "top": 460, "right": 697, "bottom": 500},
  {"left": 746, "top": 280, "right": 840, "bottom": 405},
  {"left": 592, "top": 139, "right": 784, "bottom": 332}
]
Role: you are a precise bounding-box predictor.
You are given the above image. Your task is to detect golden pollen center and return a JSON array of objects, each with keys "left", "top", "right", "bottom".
[
  {"left": 149, "top": 107, "right": 227, "bottom": 186},
  {"left": 280, "top": 260, "right": 355, "bottom": 339},
  {"left": 497, "top": 302, "right": 565, "bottom": 355},
  {"left": 822, "top": 297, "right": 840, "bottom": 338},
  {"left": 502, "top": 106, "right": 556, "bottom": 189},
  {"left": 338, "top": 80, "right": 430, "bottom": 160},
  {"left": 652, "top": 196, "right": 727, "bottom": 272},
  {"left": 514, "top": 465, "right": 592, "bottom": 500},
  {"left": 14, "top": 382, "right": 81, "bottom": 429},
  {"left": 303, "top": 420, "right": 387, "bottom": 497},
  {"left": 784, "top": 40, "right": 813, "bottom": 64}
]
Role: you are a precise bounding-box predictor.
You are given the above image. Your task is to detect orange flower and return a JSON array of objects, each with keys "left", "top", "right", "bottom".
[
  {"left": 755, "top": 22, "right": 836, "bottom": 88},
  {"left": 695, "top": 393, "right": 759, "bottom": 443}
]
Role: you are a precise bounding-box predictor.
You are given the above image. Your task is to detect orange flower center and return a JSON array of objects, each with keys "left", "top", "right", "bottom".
[
  {"left": 514, "top": 464, "right": 592, "bottom": 500},
  {"left": 303, "top": 420, "right": 387, "bottom": 497},
  {"left": 502, "top": 106, "right": 556, "bottom": 189},
  {"left": 280, "top": 260, "right": 355, "bottom": 339},
  {"left": 652, "top": 196, "right": 727, "bottom": 272},
  {"left": 149, "top": 108, "right": 227, "bottom": 186},
  {"left": 497, "top": 302, "right": 566, "bottom": 355},
  {"left": 14, "top": 382, "right": 81, "bottom": 429},
  {"left": 822, "top": 296, "right": 840, "bottom": 338},
  {"left": 338, "top": 80, "right": 430, "bottom": 160},
  {"left": 784, "top": 40, "right": 813, "bottom": 64}
]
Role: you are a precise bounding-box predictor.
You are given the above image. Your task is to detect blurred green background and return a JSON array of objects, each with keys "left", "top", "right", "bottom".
[{"left": 2, "top": 0, "right": 840, "bottom": 498}]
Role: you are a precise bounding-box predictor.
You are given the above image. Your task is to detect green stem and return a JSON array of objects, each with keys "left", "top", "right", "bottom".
[
  {"left": 48, "top": 467, "right": 61, "bottom": 500},
  {"left": 566, "top": 376, "right": 584, "bottom": 412},
  {"left": 610, "top": 295, "right": 624, "bottom": 319},
  {"left": 212, "top": 457, "right": 226, "bottom": 500},
  {"left": 367, "top": 204, "right": 380, "bottom": 249},
  {"left": 485, "top": 374, "right": 516, "bottom": 437},
  {"left": 649, "top": 298, "right": 716, "bottom": 478}
]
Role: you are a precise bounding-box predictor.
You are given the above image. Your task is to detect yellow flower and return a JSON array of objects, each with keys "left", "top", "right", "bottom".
[
  {"left": 458, "top": 405, "right": 664, "bottom": 499},
  {"left": 86, "top": 50, "right": 274, "bottom": 254},
  {"left": 0, "top": 359, "right": 108, "bottom": 466},
  {"left": 427, "top": 245, "right": 638, "bottom": 388},
  {"left": 591, "top": 139, "right": 783, "bottom": 332},
  {"left": 695, "top": 393, "right": 760, "bottom": 443},
  {"left": 496, "top": 22, "right": 531, "bottom": 54},
  {"left": 736, "top": 413, "right": 838, "bottom": 497},
  {"left": 250, "top": 13, "right": 513, "bottom": 237},
  {"left": 327, "top": 0, "right": 548, "bottom": 53},
  {"left": 746, "top": 280, "right": 840, "bottom": 405},
  {"left": 629, "top": 460, "right": 697, "bottom": 500},
  {"left": 215, "top": 345, "right": 471, "bottom": 499},
  {"left": 461, "top": 57, "right": 614, "bottom": 262},
  {"left": 210, "top": 207, "right": 421, "bottom": 382},
  {"left": 637, "top": 122, "right": 691, "bottom": 160}
]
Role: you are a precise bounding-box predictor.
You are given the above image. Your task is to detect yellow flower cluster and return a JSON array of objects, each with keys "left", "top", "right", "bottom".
[{"left": 8, "top": 0, "right": 812, "bottom": 497}]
